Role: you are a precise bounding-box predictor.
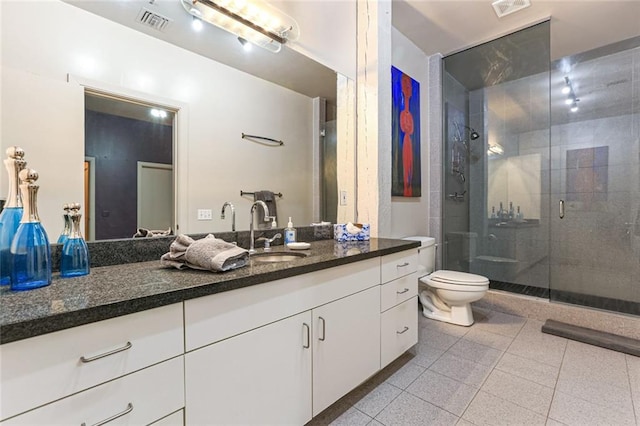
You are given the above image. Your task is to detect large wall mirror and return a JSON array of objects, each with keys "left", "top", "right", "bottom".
[{"left": 0, "top": 0, "right": 356, "bottom": 241}]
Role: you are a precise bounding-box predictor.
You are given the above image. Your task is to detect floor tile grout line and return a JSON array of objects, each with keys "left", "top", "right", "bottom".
[
  {"left": 404, "top": 383, "right": 480, "bottom": 421},
  {"left": 545, "top": 338, "right": 568, "bottom": 422},
  {"left": 625, "top": 355, "right": 639, "bottom": 426}
]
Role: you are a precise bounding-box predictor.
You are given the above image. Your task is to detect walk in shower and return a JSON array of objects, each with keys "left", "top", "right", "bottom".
[{"left": 442, "top": 22, "right": 640, "bottom": 316}]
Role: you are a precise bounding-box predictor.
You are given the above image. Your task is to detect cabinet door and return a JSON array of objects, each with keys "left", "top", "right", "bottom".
[
  {"left": 312, "top": 286, "right": 381, "bottom": 416},
  {"left": 185, "top": 311, "right": 312, "bottom": 425}
]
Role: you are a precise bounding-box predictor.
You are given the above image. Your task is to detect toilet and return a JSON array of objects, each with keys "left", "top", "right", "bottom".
[{"left": 404, "top": 236, "right": 489, "bottom": 326}]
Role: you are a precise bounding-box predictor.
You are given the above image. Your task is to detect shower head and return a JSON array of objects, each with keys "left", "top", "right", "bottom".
[
  {"left": 470, "top": 130, "right": 480, "bottom": 140},
  {"left": 453, "top": 122, "right": 480, "bottom": 141}
]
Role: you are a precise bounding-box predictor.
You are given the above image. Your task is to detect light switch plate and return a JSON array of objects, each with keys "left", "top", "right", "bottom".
[{"left": 340, "top": 190, "right": 348, "bottom": 206}]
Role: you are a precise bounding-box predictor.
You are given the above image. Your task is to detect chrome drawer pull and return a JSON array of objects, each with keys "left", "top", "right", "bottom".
[
  {"left": 80, "top": 341, "right": 132, "bottom": 363},
  {"left": 81, "top": 402, "right": 133, "bottom": 426},
  {"left": 319, "top": 316, "right": 326, "bottom": 341},
  {"left": 397, "top": 326, "right": 409, "bottom": 335},
  {"left": 303, "top": 323, "right": 310, "bottom": 349},
  {"left": 396, "top": 262, "right": 410, "bottom": 268},
  {"left": 397, "top": 288, "right": 410, "bottom": 295}
]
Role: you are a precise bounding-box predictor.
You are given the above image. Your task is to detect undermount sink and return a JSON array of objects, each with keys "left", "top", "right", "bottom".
[{"left": 250, "top": 251, "right": 308, "bottom": 263}]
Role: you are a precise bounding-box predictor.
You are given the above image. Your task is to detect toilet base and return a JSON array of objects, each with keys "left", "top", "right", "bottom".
[{"left": 419, "top": 290, "right": 474, "bottom": 326}]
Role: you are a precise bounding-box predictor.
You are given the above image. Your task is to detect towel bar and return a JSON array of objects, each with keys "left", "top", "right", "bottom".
[
  {"left": 241, "top": 191, "right": 283, "bottom": 198},
  {"left": 241, "top": 133, "right": 284, "bottom": 146}
]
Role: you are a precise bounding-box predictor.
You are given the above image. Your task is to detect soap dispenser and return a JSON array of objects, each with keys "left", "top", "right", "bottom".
[
  {"left": 0, "top": 147, "right": 27, "bottom": 286},
  {"left": 284, "top": 217, "right": 297, "bottom": 244},
  {"left": 60, "top": 203, "right": 90, "bottom": 278},
  {"left": 10, "top": 168, "right": 52, "bottom": 291},
  {"left": 57, "top": 204, "right": 72, "bottom": 245}
]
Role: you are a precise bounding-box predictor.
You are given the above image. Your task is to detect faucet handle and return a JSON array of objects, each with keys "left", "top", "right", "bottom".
[{"left": 257, "top": 233, "right": 282, "bottom": 251}]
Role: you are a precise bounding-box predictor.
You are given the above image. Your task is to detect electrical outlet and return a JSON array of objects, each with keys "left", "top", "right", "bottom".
[
  {"left": 197, "top": 209, "right": 212, "bottom": 220},
  {"left": 340, "top": 190, "right": 348, "bottom": 206}
]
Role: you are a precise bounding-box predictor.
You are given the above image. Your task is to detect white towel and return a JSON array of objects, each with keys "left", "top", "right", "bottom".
[{"left": 161, "top": 234, "right": 248, "bottom": 272}]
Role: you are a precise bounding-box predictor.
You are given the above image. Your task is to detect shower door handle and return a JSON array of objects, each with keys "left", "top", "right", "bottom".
[{"left": 559, "top": 199, "right": 565, "bottom": 219}]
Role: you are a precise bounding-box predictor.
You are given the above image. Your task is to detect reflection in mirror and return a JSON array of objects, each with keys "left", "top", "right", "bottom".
[
  {"left": 1, "top": 0, "right": 356, "bottom": 242},
  {"left": 84, "top": 92, "right": 176, "bottom": 241}
]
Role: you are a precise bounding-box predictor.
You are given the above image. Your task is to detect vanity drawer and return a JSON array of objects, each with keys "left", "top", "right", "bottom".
[
  {"left": 0, "top": 303, "right": 184, "bottom": 421},
  {"left": 381, "top": 250, "right": 418, "bottom": 284},
  {"left": 381, "top": 297, "right": 418, "bottom": 368},
  {"left": 381, "top": 272, "right": 418, "bottom": 312},
  {"left": 1, "top": 357, "right": 184, "bottom": 425}
]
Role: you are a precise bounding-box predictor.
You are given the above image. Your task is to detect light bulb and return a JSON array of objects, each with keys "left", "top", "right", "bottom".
[
  {"left": 570, "top": 105, "right": 578, "bottom": 112},
  {"left": 192, "top": 18, "right": 203, "bottom": 31},
  {"left": 565, "top": 98, "right": 574, "bottom": 105},
  {"left": 561, "top": 86, "right": 570, "bottom": 94}
]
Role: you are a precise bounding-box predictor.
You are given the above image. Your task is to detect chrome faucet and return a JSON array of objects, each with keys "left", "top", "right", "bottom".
[
  {"left": 220, "top": 201, "right": 236, "bottom": 231},
  {"left": 249, "top": 200, "right": 270, "bottom": 254}
]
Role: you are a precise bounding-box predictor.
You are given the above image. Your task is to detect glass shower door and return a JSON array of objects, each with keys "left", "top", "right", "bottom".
[{"left": 549, "top": 42, "right": 640, "bottom": 315}]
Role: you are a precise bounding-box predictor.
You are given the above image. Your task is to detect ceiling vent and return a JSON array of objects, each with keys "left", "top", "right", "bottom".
[
  {"left": 136, "top": 8, "right": 172, "bottom": 32},
  {"left": 491, "top": 0, "right": 531, "bottom": 18}
]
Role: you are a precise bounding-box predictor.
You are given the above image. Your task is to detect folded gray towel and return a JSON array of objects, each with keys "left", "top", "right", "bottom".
[
  {"left": 160, "top": 234, "right": 248, "bottom": 272},
  {"left": 254, "top": 190, "right": 277, "bottom": 229}
]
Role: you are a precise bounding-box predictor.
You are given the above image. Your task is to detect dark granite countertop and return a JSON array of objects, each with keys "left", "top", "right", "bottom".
[{"left": 0, "top": 238, "right": 419, "bottom": 344}]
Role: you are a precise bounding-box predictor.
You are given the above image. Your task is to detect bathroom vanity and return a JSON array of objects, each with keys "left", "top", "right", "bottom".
[{"left": 0, "top": 238, "right": 419, "bottom": 425}]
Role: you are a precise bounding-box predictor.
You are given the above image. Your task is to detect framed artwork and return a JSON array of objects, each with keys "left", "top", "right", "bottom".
[
  {"left": 391, "top": 66, "right": 421, "bottom": 197},
  {"left": 566, "top": 146, "right": 609, "bottom": 208}
]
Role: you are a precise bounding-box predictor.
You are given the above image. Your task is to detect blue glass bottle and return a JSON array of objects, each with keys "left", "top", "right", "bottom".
[
  {"left": 56, "top": 204, "right": 71, "bottom": 245},
  {"left": 0, "top": 147, "right": 26, "bottom": 286},
  {"left": 11, "top": 168, "right": 52, "bottom": 291},
  {"left": 60, "top": 203, "right": 90, "bottom": 278}
]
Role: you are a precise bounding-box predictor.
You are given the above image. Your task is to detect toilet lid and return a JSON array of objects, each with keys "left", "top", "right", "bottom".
[{"left": 428, "top": 270, "right": 489, "bottom": 286}]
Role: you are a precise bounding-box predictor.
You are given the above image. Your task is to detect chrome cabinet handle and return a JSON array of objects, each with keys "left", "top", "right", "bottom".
[
  {"left": 81, "top": 402, "right": 133, "bottom": 426},
  {"left": 318, "top": 317, "right": 326, "bottom": 341},
  {"left": 302, "top": 323, "right": 310, "bottom": 349},
  {"left": 397, "top": 288, "right": 410, "bottom": 295},
  {"left": 559, "top": 199, "right": 565, "bottom": 219},
  {"left": 397, "top": 326, "right": 409, "bottom": 335},
  {"left": 80, "top": 341, "right": 132, "bottom": 363},
  {"left": 396, "top": 262, "right": 410, "bottom": 268}
]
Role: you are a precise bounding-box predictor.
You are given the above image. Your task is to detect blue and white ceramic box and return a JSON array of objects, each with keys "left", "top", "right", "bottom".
[{"left": 333, "top": 223, "right": 371, "bottom": 242}]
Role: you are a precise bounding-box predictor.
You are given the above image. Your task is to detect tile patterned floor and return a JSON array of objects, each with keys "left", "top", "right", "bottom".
[{"left": 308, "top": 305, "right": 640, "bottom": 426}]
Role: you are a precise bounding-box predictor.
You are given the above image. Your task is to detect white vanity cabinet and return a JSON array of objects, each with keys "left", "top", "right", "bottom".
[
  {"left": 183, "top": 258, "right": 383, "bottom": 423},
  {"left": 186, "top": 311, "right": 313, "bottom": 425},
  {"left": 0, "top": 303, "right": 184, "bottom": 423},
  {"left": 312, "top": 285, "right": 381, "bottom": 416},
  {"left": 380, "top": 252, "right": 419, "bottom": 368},
  {"left": 2, "top": 357, "right": 184, "bottom": 426}
]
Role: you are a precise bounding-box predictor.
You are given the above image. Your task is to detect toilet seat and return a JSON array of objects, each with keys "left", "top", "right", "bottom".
[{"left": 426, "top": 270, "right": 489, "bottom": 287}]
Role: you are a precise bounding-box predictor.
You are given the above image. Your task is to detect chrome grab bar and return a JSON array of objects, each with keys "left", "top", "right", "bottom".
[
  {"left": 80, "top": 342, "right": 132, "bottom": 363},
  {"left": 559, "top": 199, "right": 565, "bottom": 219}
]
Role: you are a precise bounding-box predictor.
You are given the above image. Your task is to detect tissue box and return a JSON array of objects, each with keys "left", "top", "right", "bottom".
[{"left": 333, "top": 223, "right": 370, "bottom": 242}]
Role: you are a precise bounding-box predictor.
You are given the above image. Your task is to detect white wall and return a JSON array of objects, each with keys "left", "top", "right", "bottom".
[
  {"left": 389, "top": 27, "right": 429, "bottom": 238},
  {"left": 0, "top": 0, "right": 334, "bottom": 236},
  {"left": 276, "top": 0, "right": 357, "bottom": 80}
]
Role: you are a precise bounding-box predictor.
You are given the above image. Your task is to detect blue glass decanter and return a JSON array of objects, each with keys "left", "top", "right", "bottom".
[
  {"left": 60, "top": 203, "right": 90, "bottom": 278},
  {"left": 10, "top": 168, "right": 52, "bottom": 291},
  {"left": 0, "top": 147, "right": 26, "bottom": 286},
  {"left": 56, "top": 204, "right": 71, "bottom": 245}
]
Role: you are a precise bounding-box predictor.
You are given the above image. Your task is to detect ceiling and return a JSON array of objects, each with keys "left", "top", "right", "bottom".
[{"left": 393, "top": 0, "right": 640, "bottom": 60}]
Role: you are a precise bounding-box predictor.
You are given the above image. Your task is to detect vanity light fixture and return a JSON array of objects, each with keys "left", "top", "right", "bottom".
[
  {"left": 180, "top": 0, "right": 299, "bottom": 53},
  {"left": 561, "top": 76, "right": 571, "bottom": 94},
  {"left": 562, "top": 76, "right": 580, "bottom": 112},
  {"left": 192, "top": 17, "right": 203, "bottom": 31},
  {"left": 238, "top": 36, "right": 252, "bottom": 52}
]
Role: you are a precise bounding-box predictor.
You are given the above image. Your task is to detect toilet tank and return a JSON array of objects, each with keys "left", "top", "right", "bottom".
[{"left": 403, "top": 236, "right": 436, "bottom": 277}]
